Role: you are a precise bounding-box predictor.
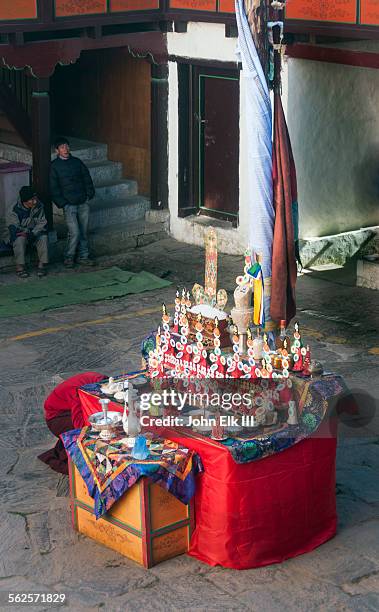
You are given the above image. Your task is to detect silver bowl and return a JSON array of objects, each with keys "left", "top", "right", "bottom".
[
  {"left": 309, "top": 360, "right": 324, "bottom": 377},
  {"left": 89, "top": 411, "right": 123, "bottom": 440}
]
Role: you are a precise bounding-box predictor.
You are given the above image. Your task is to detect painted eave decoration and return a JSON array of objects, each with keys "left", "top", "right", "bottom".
[
  {"left": 285, "top": 0, "right": 379, "bottom": 26},
  {"left": 0, "top": 0, "right": 37, "bottom": 21}
]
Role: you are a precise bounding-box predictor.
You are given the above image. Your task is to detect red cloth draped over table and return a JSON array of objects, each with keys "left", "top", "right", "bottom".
[
  {"left": 159, "top": 420, "right": 337, "bottom": 569},
  {"left": 79, "top": 388, "right": 124, "bottom": 423},
  {"left": 78, "top": 385, "right": 338, "bottom": 569}
]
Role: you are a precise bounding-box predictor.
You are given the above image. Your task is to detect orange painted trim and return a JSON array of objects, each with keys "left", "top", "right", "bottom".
[
  {"left": 0, "top": 1, "right": 37, "bottom": 21},
  {"left": 140, "top": 479, "right": 151, "bottom": 568},
  {"left": 68, "top": 459, "right": 78, "bottom": 530},
  {"left": 55, "top": 0, "right": 107, "bottom": 18},
  {"left": 285, "top": 0, "right": 357, "bottom": 24},
  {"left": 360, "top": 0, "right": 379, "bottom": 25},
  {"left": 111, "top": 0, "right": 159, "bottom": 11},
  {"left": 169, "top": 0, "right": 216, "bottom": 11}
]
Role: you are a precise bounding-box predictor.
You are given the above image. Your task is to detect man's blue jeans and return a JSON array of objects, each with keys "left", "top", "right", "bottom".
[{"left": 64, "top": 203, "right": 90, "bottom": 260}]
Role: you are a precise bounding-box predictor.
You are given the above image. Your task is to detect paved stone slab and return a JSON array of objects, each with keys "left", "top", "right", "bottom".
[
  {"left": 206, "top": 564, "right": 285, "bottom": 594},
  {"left": 336, "top": 467, "right": 379, "bottom": 504},
  {"left": 234, "top": 574, "right": 352, "bottom": 611},
  {"left": 336, "top": 494, "right": 379, "bottom": 530},
  {"left": 0, "top": 238, "right": 377, "bottom": 610},
  {"left": 281, "top": 536, "right": 377, "bottom": 586},
  {"left": 336, "top": 521, "right": 379, "bottom": 566},
  {"left": 0, "top": 512, "right": 31, "bottom": 578}
]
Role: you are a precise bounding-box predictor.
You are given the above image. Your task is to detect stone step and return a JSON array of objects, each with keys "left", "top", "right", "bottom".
[
  {"left": 0, "top": 220, "right": 167, "bottom": 270},
  {"left": 89, "top": 195, "right": 149, "bottom": 230},
  {"left": 65, "top": 138, "right": 108, "bottom": 163},
  {"left": 88, "top": 220, "right": 168, "bottom": 257},
  {"left": 86, "top": 159, "right": 123, "bottom": 186},
  {"left": 300, "top": 227, "right": 379, "bottom": 268},
  {"left": 357, "top": 258, "right": 379, "bottom": 290},
  {"left": 94, "top": 179, "right": 138, "bottom": 202},
  {"left": 0, "top": 138, "right": 29, "bottom": 161},
  {"left": 0, "top": 138, "right": 108, "bottom": 166},
  {"left": 52, "top": 195, "right": 150, "bottom": 235}
]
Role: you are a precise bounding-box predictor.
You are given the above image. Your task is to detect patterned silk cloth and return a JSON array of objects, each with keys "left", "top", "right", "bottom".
[
  {"left": 62, "top": 428, "right": 203, "bottom": 519},
  {"left": 79, "top": 373, "right": 347, "bottom": 466},
  {"left": 224, "top": 374, "right": 347, "bottom": 462}
]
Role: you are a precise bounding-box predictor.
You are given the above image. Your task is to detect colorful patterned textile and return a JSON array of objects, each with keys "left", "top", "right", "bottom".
[
  {"left": 81, "top": 370, "right": 147, "bottom": 398},
  {"left": 222, "top": 375, "right": 346, "bottom": 463},
  {"left": 79, "top": 373, "right": 346, "bottom": 466},
  {"left": 61, "top": 428, "right": 202, "bottom": 519}
]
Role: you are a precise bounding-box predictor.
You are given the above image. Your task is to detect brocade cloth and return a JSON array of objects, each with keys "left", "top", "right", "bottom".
[{"left": 61, "top": 428, "right": 202, "bottom": 519}]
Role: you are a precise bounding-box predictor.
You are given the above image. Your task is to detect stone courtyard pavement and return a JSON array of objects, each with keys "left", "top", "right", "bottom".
[{"left": 0, "top": 238, "right": 378, "bottom": 612}]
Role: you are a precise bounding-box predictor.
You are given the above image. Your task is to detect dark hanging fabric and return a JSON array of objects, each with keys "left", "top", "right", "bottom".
[{"left": 270, "top": 92, "right": 298, "bottom": 325}]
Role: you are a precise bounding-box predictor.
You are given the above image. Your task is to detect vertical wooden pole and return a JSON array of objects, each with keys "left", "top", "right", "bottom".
[
  {"left": 31, "top": 77, "right": 53, "bottom": 232},
  {"left": 150, "top": 62, "right": 169, "bottom": 210}
]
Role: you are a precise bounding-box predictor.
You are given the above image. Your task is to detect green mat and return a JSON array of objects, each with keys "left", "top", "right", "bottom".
[{"left": 0, "top": 267, "right": 171, "bottom": 318}]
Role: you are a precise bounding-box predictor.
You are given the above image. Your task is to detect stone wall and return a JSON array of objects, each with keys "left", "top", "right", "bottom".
[{"left": 282, "top": 48, "right": 379, "bottom": 239}]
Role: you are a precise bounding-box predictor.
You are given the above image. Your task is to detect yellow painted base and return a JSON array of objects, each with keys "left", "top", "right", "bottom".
[{"left": 69, "top": 462, "right": 193, "bottom": 568}]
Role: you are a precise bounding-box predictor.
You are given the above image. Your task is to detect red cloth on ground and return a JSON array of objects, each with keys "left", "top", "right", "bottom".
[
  {"left": 79, "top": 388, "right": 338, "bottom": 569},
  {"left": 270, "top": 93, "right": 298, "bottom": 325},
  {"left": 43, "top": 372, "right": 105, "bottom": 428},
  {"left": 38, "top": 411, "right": 74, "bottom": 475}
]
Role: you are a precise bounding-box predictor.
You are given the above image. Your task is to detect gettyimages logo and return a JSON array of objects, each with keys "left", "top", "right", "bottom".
[{"left": 136, "top": 380, "right": 378, "bottom": 437}]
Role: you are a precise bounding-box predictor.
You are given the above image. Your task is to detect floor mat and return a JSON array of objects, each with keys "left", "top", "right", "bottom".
[{"left": 0, "top": 267, "right": 171, "bottom": 318}]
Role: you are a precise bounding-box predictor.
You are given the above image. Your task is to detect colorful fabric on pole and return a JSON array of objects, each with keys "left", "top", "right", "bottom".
[
  {"left": 235, "top": 0, "right": 274, "bottom": 329},
  {"left": 61, "top": 428, "right": 203, "bottom": 519},
  {"left": 270, "top": 93, "right": 298, "bottom": 324},
  {"left": 247, "top": 261, "right": 265, "bottom": 325}
]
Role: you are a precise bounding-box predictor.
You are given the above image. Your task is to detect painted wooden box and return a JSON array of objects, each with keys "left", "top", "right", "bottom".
[{"left": 69, "top": 462, "right": 194, "bottom": 568}]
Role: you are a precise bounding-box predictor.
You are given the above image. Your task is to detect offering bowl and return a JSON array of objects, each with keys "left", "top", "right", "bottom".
[{"left": 89, "top": 411, "right": 122, "bottom": 440}]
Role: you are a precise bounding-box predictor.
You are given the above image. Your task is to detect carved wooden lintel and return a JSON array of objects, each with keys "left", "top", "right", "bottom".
[{"left": 0, "top": 31, "right": 167, "bottom": 78}]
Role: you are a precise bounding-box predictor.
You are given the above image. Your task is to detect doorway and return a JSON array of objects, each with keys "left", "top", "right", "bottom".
[{"left": 178, "top": 63, "right": 240, "bottom": 223}]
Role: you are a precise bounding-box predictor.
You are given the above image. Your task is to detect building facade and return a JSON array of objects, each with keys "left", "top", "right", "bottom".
[{"left": 0, "top": 1, "right": 377, "bottom": 257}]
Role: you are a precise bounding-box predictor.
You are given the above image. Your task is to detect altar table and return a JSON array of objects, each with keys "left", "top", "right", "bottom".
[{"left": 78, "top": 374, "right": 343, "bottom": 569}]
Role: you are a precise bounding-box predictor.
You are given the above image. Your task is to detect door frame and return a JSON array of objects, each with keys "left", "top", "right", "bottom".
[{"left": 178, "top": 61, "right": 240, "bottom": 226}]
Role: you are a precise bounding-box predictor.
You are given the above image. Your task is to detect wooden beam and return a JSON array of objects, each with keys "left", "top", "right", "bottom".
[
  {"left": 0, "top": 31, "right": 167, "bottom": 78},
  {"left": 285, "top": 43, "right": 379, "bottom": 70},
  {"left": 150, "top": 63, "right": 169, "bottom": 210},
  {"left": 225, "top": 24, "right": 238, "bottom": 38},
  {"left": 284, "top": 21, "right": 379, "bottom": 41},
  {"left": 31, "top": 78, "right": 52, "bottom": 230},
  {"left": 174, "top": 21, "right": 188, "bottom": 33},
  {"left": 9, "top": 32, "right": 24, "bottom": 46}
]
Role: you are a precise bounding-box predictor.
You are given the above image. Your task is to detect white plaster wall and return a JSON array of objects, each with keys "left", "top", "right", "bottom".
[
  {"left": 284, "top": 57, "right": 379, "bottom": 238},
  {"left": 167, "top": 23, "right": 249, "bottom": 254}
]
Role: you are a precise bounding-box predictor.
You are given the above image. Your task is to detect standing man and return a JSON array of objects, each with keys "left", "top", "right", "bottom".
[
  {"left": 50, "top": 137, "right": 95, "bottom": 268},
  {"left": 8, "top": 186, "right": 49, "bottom": 278}
]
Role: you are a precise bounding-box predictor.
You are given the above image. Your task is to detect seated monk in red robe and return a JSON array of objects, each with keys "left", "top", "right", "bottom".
[{"left": 38, "top": 371, "right": 105, "bottom": 475}]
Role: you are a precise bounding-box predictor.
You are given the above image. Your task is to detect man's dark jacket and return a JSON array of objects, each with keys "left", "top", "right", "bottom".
[{"left": 50, "top": 155, "right": 95, "bottom": 209}]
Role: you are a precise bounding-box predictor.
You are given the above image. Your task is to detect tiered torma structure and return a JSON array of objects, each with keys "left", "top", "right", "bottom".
[{"left": 147, "top": 229, "right": 310, "bottom": 382}]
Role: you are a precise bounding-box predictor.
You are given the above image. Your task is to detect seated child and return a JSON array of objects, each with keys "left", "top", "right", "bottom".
[
  {"left": 38, "top": 371, "right": 105, "bottom": 475},
  {"left": 8, "top": 185, "right": 49, "bottom": 278}
]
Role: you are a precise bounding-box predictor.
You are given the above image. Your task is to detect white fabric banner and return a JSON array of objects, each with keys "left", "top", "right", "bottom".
[{"left": 235, "top": 0, "right": 274, "bottom": 326}]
